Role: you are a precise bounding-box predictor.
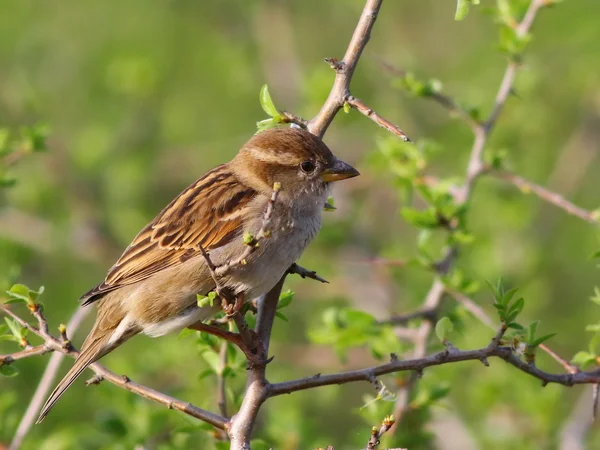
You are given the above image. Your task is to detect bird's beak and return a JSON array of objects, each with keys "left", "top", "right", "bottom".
[{"left": 321, "top": 158, "right": 360, "bottom": 182}]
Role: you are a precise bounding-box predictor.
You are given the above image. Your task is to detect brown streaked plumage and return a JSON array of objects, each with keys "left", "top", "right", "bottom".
[{"left": 37, "top": 127, "right": 359, "bottom": 422}]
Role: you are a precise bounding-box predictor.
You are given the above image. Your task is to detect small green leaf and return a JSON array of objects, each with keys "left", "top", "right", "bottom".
[
  {"left": 278, "top": 290, "right": 295, "bottom": 309},
  {"left": 400, "top": 207, "right": 440, "bottom": 229},
  {"left": 572, "top": 351, "right": 597, "bottom": 368},
  {"left": 343, "top": 102, "right": 351, "bottom": 114},
  {"left": 197, "top": 293, "right": 214, "bottom": 308},
  {"left": 2, "top": 297, "right": 27, "bottom": 305},
  {"left": 530, "top": 333, "right": 557, "bottom": 347},
  {"left": 275, "top": 311, "right": 289, "bottom": 322},
  {"left": 508, "top": 297, "right": 525, "bottom": 317},
  {"left": 4, "top": 317, "right": 23, "bottom": 339},
  {"left": 177, "top": 328, "right": 196, "bottom": 340},
  {"left": 455, "top": 0, "right": 469, "bottom": 20},
  {"left": 197, "top": 368, "right": 214, "bottom": 380},
  {"left": 0, "top": 364, "right": 19, "bottom": 377},
  {"left": 6, "top": 284, "right": 31, "bottom": 302},
  {"left": 324, "top": 195, "right": 336, "bottom": 212},
  {"left": 435, "top": 317, "right": 454, "bottom": 342},
  {"left": 242, "top": 232, "right": 255, "bottom": 246},
  {"left": 259, "top": 84, "right": 279, "bottom": 118}
]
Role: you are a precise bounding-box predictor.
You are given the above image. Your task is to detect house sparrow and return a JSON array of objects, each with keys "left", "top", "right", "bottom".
[{"left": 37, "top": 127, "right": 359, "bottom": 422}]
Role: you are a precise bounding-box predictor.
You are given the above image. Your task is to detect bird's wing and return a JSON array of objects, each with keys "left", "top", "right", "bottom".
[{"left": 80, "top": 165, "right": 257, "bottom": 305}]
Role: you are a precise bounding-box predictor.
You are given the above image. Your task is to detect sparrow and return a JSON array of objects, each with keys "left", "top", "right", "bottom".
[{"left": 37, "top": 126, "right": 359, "bottom": 422}]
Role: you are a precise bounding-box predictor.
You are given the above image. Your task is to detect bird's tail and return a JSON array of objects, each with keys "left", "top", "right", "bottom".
[{"left": 36, "top": 333, "right": 113, "bottom": 423}]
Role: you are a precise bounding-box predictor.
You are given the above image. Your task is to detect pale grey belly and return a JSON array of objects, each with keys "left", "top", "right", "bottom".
[{"left": 137, "top": 203, "right": 323, "bottom": 337}]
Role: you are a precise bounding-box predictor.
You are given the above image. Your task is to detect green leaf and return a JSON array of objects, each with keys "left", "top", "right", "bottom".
[
  {"left": 508, "top": 297, "right": 525, "bottom": 317},
  {"left": 242, "top": 231, "right": 255, "bottom": 245},
  {"left": 197, "top": 292, "right": 216, "bottom": 308},
  {"left": 6, "top": 284, "right": 31, "bottom": 302},
  {"left": 572, "top": 351, "right": 597, "bottom": 368},
  {"left": 197, "top": 295, "right": 210, "bottom": 308},
  {"left": 435, "top": 317, "right": 454, "bottom": 342},
  {"left": 501, "top": 288, "right": 519, "bottom": 307},
  {"left": 455, "top": 0, "right": 470, "bottom": 20},
  {"left": 259, "top": 84, "right": 279, "bottom": 118},
  {"left": 2, "top": 297, "right": 27, "bottom": 305},
  {"left": 0, "top": 364, "right": 19, "bottom": 377},
  {"left": 400, "top": 207, "right": 440, "bottom": 229},
  {"left": 527, "top": 320, "right": 539, "bottom": 344},
  {"left": 197, "top": 368, "right": 214, "bottom": 381},
  {"left": 343, "top": 102, "right": 351, "bottom": 114},
  {"left": 4, "top": 317, "right": 23, "bottom": 339},
  {"left": 256, "top": 118, "right": 276, "bottom": 132},
  {"left": 278, "top": 290, "right": 294, "bottom": 309},
  {"left": 275, "top": 311, "right": 289, "bottom": 322},
  {"left": 177, "top": 328, "right": 196, "bottom": 340},
  {"left": 531, "top": 333, "right": 557, "bottom": 347},
  {"left": 324, "top": 195, "right": 336, "bottom": 212}
]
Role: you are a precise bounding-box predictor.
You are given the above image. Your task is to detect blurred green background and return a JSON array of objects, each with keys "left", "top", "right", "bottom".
[{"left": 1, "top": 0, "right": 600, "bottom": 449}]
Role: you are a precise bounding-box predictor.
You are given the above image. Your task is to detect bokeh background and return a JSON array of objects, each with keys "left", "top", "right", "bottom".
[{"left": 2, "top": 0, "right": 600, "bottom": 449}]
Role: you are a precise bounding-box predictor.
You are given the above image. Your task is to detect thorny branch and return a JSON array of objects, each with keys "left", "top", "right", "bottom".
[
  {"left": 307, "top": 0, "right": 409, "bottom": 141},
  {"left": 2, "top": 0, "right": 594, "bottom": 449},
  {"left": 0, "top": 303, "right": 228, "bottom": 430},
  {"left": 381, "top": 0, "right": 586, "bottom": 433}
]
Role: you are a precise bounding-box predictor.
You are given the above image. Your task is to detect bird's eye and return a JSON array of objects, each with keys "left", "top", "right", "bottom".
[{"left": 300, "top": 161, "right": 315, "bottom": 173}]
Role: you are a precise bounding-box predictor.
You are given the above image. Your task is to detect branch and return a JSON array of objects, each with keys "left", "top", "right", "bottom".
[
  {"left": 268, "top": 325, "right": 600, "bottom": 398},
  {"left": 346, "top": 96, "right": 410, "bottom": 142},
  {"left": 0, "top": 304, "right": 227, "bottom": 431},
  {"left": 287, "top": 263, "right": 329, "bottom": 284},
  {"left": 308, "top": 0, "right": 385, "bottom": 138},
  {"left": 366, "top": 415, "right": 396, "bottom": 450},
  {"left": 491, "top": 170, "right": 599, "bottom": 225},
  {"left": 381, "top": 0, "right": 549, "bottom": 431},
  {"left": 214, "top": 183, "right": 281, "bottom": 277},
  {"left": 379, "top": 59, "right": 482, "bottom": 132},
  {"left": 457, "top": 0, "right": 547, "bottom": 202},
  {"left": 227, "top": 277, "right": 285, "bottom": 450}
]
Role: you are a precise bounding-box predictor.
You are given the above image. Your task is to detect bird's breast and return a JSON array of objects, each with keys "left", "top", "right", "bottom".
[{"left": 216, "top": 199, "right": 323, "bottom": 300}]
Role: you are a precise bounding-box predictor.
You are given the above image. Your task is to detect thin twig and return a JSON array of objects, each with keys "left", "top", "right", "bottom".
[
  {"left": 280, "top": 111, "right": 308, "bottom": 128},
  {"left": 491, "top": 170, "right": 599, "bottom": 225},
  {"left": 0, "top": 305, "right": 227, "bottom": 430},
  {"left": 287, "top": 263, "right": 329, "bottom": 283},
  {"left": 9, "top": 307, "right": 90, "bottom": 450},
  {"left": 217, "top": 340, "right": 229, "bottom": 418},
  {"left": 267, "top": 324, "right": 600, "bottom": 397},
  {"left": 379, "top": 59, "right": 482, "bottom": 131},
  {"left": 385, "top": 0, "right": 549, "bottom": 432},
  {"left": 448, "top": 290, "right": 579, "bottom": 374},
  {"left": 308, "top": 0, "right": 386, "bottom": 138},
  {"left": 366, "top": 415, "right": 396, "bottom": 449},
  {"left": 1, "top": 344, "right": 51, "bottom": 364},
  {"left": 346, "top": 96, "right": 410, "bottom": 142},
  {"left": 214, "top": 184, "right": 281, "bottom": 277}
]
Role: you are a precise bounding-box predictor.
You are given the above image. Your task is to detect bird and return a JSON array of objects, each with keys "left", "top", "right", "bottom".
[{"left": 36, "top": 126, "right": 359, "bottom": 422}]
